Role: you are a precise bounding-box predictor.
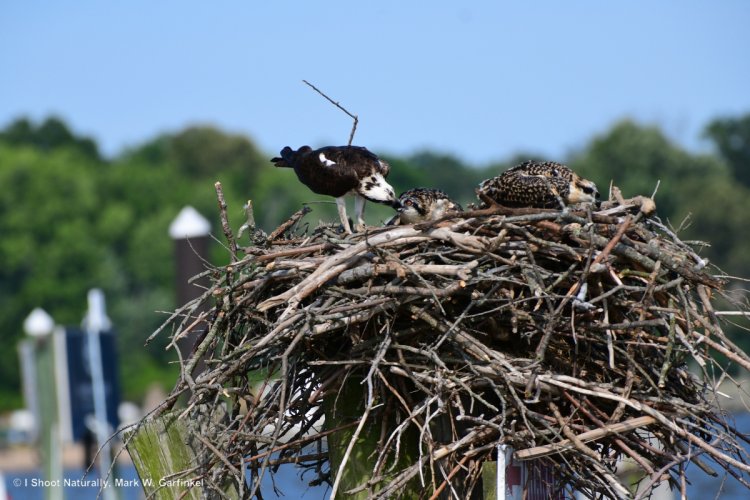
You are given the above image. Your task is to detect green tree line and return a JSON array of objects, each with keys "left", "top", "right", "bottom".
[{"left": 1, "top": 115, "right": 748, "bottom": 410}]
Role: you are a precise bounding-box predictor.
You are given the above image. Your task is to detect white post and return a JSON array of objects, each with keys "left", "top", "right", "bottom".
[
  {"left": 497, "top": 444, "right": 508, "bottom": 500},
  {"left": 21, "top": 309, "right": 56, "bottom": 437},
  {"left": 23, "top": 307, "right": 62, "bottom": 500},
  {"left": 20, "top": 308, "right": 55, "bottom": 441},
  {"left": 53, "top": 326, "right": 72, "bottom": 443},
  {"left": 18, "top": 340, "right": 39, "bottom": 441},
  {"left": 83, "top": 289, "right": 115, "bottom": 500}
]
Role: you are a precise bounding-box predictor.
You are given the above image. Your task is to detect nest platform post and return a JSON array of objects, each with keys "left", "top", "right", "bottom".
[
  {"left": 125, "top": 407, "right": 239, "bottom": 499},
  {"left": 324, "top": 374, "right": 422, "bottom": 499}
]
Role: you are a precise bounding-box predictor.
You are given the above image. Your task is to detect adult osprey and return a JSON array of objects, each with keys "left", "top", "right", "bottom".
[
  {"left": 272, "top": 145, "right": 399, "bottom": 233},
  {"left": 478, "top": 160, "right": 599, "bottom": 208},
  {"left": 389, "top": 188, "right": 463, "bottom": 225}
]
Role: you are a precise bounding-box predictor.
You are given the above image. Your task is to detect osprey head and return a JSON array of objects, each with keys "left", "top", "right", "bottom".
[
  {"left": 567, "top": 174, "right": 600, "bottom": 205},
  {"left": 397, "top": 193, "right": 426, "bottom": 224},
  {"left": 528, "top": 163, "right": 599, "bottom": 205},
  {"left": 396, "top": 188, "right": 462, "bottom": 224},
  {"left": 358, "top": 173, "right": 399, "bottom": 207}
]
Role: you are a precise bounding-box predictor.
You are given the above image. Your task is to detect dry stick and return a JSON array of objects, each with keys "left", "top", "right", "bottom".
[
  {"left": 533, "top": 221, "right": 601, "bottom": 362},
  {"left": 336, "top": 261, "right": 478, "bottom": 284},
  {"left": 592, "top": 214, "right": 632, "bottom": 266},
  {"left": 258, "top": 226, "right": 427, "bottom": 313},
  {"left": 242, "top": 421, "right": 359, "bottom": 465},
  {"left": 427, "top": 454, "right": 471, "bottom": 500},
  {"left": 365, "top": 393, "right": 435, "bottom": 489},
  {"left": 622, "top": 235, "right": 722, "bottom": 288},
  {"left": 260, "top": 228, "right": 405, "bottom": 304},
  {"left": 371, "top": 372, "right": 432, "bottom": 482},
  {"left": 672, "top": 439, "right": 719, "bottom": 477},
  {"left": 167, "top": 310, "right": 209, "bottom": 349},
  {"left": 312, "top": 302, "right": 396, "bottom": 335},
  {"left": 329, "top": 335, "right": 391, "bottom": 499},
  {"left": 515, "top": 415, "right": 656, "bottom": 460},
  {"left": 374, "top": 414, "right": 504, "bottom": 494},
  {"left": 539, "top": 375, "right": 750, "bottom": 474},
  {"left": 249, "top": 452, "right": 327, "bottom": 467},
  {"left": 214, "top": 181, "right": 238, "bottom": 262},
  {"left": 184, "top": 311, "right": 224, "bottom": 377},
  {"left": 602, "top": 296, "right": 615, "bottom": 369},
  {"left": 562, "top": 214, "right": 675, "bottom": 281},
  {"left": 194, "top": 433, "right": 242, "bottom": 478},
  {"left": 701, "top": 321, "right": 750, "bottom": 367},
  {"left": 267, "top": 205, "right": 313, "bottom": 241},
  {"left": 632, "top": 450, "right": 701, "bottom": 500},
  {"left": 145, "top": 287, "right": 216, "bottom": 345},
  {"left": 608, "top": 364, "right": 635, "bottom": 425},
  {"left": 549, "top": 402, "right": 631, "bottom": 498},
  {"left": 564, "top": 392, "right": 655, "bottom": 474},
  {"left": 320, "top": 296, "right": 393, "bottom": 316},
  {"left": 341, "top": 282, "right": 465, "bottom": 298},
  {"left": 254, "top": 242, "right": 337, "bottom": 263},
  {"left": 657, "top": 299, "right": 678, "bottom": 388},
  {"left": 302, "top": 79, "right": 359, "bottom": 145},
  {"left": 692, "top": 331, "right": 750, "bottom": 372},
  {"left": 696, "top": 284, "right": 719, "bottom": 339}
]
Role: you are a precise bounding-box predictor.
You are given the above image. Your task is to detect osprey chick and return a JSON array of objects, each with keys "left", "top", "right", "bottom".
[
  {"left": 478, "top": 160, "right": 599, "bottom": 208},
  {"left": 391, "top": 188, "right": 463, "bottom": 224},
  {"left": 272, "top": 145, "right": 399, "bottom": 233}
]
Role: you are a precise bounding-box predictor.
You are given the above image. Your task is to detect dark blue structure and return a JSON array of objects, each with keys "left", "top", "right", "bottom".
[{"left": 64, "top": 327, "right": 120, "bottom": 442}]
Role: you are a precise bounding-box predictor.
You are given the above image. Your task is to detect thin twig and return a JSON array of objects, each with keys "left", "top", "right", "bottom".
[
  {"left": 303, "top": 79, "right": 359, "bottom": 145},
  {"left": 214, "top": 181, "right": 238, "bottom": 261}
]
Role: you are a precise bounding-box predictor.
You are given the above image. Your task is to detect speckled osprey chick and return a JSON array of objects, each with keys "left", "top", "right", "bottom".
[
  {"left": 478, "top": 160, "right": 599, "bottom": 208},
  {"left": 393, "top": 188, "right": 463, "bottom": 224}
]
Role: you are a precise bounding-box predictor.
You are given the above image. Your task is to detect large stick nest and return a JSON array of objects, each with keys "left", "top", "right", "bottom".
[{"left": 150, "top": 190, "right": 750, "bottom": 499}]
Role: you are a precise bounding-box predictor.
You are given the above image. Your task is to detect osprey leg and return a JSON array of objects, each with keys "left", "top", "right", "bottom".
[
  {"left": 336, "top": 196, "right": 352, "bottom": 234},
  {"left": 353, "top": 195, "right": 366, "bottom": 232}
]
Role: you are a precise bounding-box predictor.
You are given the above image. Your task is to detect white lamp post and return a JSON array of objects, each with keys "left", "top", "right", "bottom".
[
  {"left": 83, "top": 289, "right": 115, "bottom": 500},
  {"left": 24, "top": 307, "right": 54, "bottom": 338}
]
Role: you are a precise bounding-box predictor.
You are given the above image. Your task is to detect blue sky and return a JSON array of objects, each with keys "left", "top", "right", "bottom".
[{"left": 1, "top": 1, "right": 749, "bottom": 165}]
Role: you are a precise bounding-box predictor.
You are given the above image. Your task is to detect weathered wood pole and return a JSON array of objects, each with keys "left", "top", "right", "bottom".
[
  {"left": 126, "top": 409, "right": 239, "bottom": 499},
  {"left": 168, "top": 206, "right": 211, "bottom": 371},
  {"left": 323, "top": 374, "right": 421, "bottom": 499},
  {"left": 125, "top": 207, "right": 230, "bottom": 498}
]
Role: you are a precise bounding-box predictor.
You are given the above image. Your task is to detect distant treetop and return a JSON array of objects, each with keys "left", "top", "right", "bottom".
[{"left": 0, "top": 116, "right": 101, "bottom": 161}]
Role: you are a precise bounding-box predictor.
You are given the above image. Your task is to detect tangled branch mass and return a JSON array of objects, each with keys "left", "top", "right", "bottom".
[{"left": 152, "top": 194, "right": 750, "bottom": 498}]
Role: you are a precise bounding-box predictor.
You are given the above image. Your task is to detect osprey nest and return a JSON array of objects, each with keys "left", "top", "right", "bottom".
[{"left": 150, "top": 188, "right": 750, "bottom": 499}]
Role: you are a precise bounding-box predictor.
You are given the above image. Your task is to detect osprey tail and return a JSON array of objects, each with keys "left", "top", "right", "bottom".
[{"left": 271, "top": 146, "right": 310, "bottom": 168}]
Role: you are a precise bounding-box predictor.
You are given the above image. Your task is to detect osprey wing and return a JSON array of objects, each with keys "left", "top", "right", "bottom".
[{"left": 287, "top": 146, "right": 358, "bottom": 198}]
